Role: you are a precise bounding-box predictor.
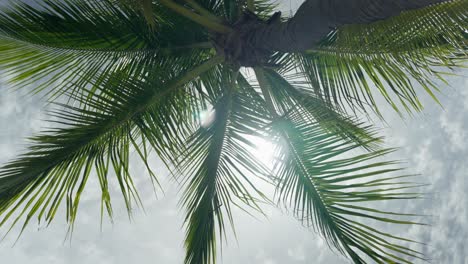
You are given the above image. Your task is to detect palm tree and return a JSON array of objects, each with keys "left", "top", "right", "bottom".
[{"left": 0, "top": 0, "right": 466, "bottom": 263}]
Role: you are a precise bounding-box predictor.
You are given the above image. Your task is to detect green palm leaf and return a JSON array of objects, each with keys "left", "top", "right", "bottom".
[
  {"left": 251, "top": 66, "right": 426, "bottom": 263},
  {"left": 255, "top": 68, "right": 381, "bottom": 150},
  {"left": 300, "top": 1, "right": 467, "bottom": 115},
  {"left": 0, "top": 0, "right": 212, "bottom": 99},
  {"left": 269, "top": 115, "right": 424, "bottom": 263},
  {"left": 179, "top": 70, "right": 271, "bottom": 264},
  {"left": 0, "top": 56, "right": 223, "bottom": 234}
]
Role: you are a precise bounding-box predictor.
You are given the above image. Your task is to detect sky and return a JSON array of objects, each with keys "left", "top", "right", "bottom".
[{"left": 0, "top": 1, "right": 468, "bottom": 264}]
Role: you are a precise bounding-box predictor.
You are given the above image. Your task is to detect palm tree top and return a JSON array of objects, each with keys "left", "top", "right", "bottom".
[{"left": 0, "top": 0, "right": 466, "bottom": 263}]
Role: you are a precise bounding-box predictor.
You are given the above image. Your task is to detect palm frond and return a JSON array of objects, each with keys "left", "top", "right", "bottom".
[
  {"left": 270, "top": 113, "right": 425, "bottom": 263},
  {"left": 0, "top": 56, "right": 223, "bottom": 235},
  {"left": 255, "top": 68, "right": 381, "bottom": 150},
  {"left": 248, "top": 67, "right": 426, "bottom": 263},
  {"left": 300, "top": 0, "right": 467, "bottom": 115},
  {"left": 179, "top": 71, "right": 271, "bottom": 264},
  {"left": 0, "top": 0, "right": 213, "bottom": 99}
]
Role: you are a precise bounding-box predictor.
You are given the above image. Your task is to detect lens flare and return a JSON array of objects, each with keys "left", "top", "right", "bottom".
[
  {"left": 253, "top": 137, "right": 277, "bottom": 167},
  {"left": 199, "top": 108, "right": 216, "bottom": 128}
]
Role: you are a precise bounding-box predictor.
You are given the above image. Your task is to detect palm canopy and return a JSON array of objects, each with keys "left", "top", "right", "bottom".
[{"left": 0, "top": 0, "right": 466, "bottom": 263}]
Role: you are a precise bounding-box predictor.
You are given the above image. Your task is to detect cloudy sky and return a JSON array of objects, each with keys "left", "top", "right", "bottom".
[{"left": 0, "top": 1, "right": 468, "bottom": 264}]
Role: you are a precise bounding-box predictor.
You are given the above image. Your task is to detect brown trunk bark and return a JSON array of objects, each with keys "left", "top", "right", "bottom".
[{"left": 247, "top": 0, "right": 449, "bottom": 52}]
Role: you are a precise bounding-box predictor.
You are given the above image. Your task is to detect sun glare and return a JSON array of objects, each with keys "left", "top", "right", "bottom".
[
  {"left": 253, "top": 137, "right": 277, "bottom": 167},
  {"left": 198, "top": 108, "right": 216, "bottom": 128}
]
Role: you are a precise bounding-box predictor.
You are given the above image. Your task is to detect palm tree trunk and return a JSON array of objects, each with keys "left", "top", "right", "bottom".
[{"left": 248, "top": 0, "right": 449, "bottom": 52}]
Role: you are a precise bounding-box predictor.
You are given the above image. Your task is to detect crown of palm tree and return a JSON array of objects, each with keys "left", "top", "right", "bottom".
[{"left": 0, "top": 0, "right": 466, "bottom": 263}]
